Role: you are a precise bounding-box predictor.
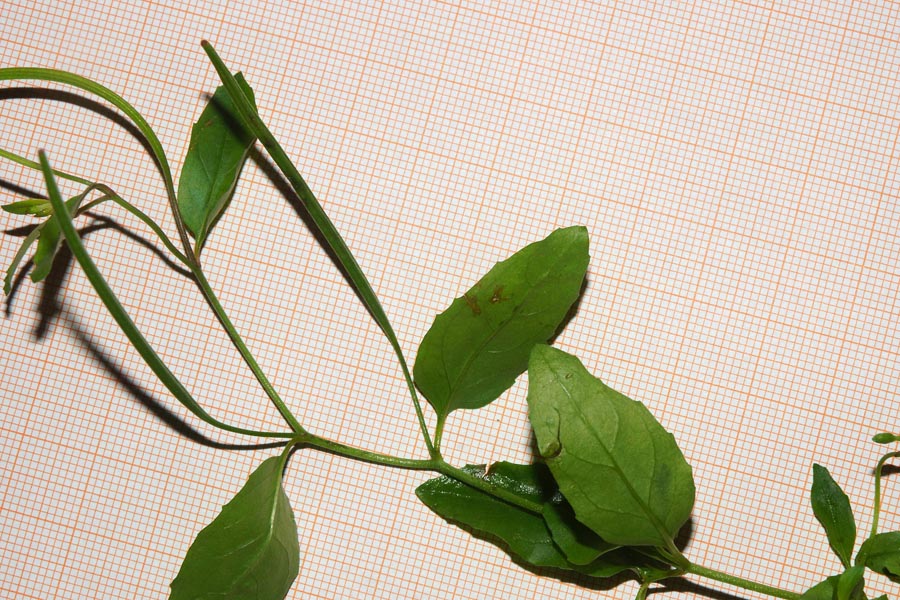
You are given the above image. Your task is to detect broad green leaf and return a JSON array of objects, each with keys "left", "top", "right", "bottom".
[
  {"left": 812, "top": 464, "right": 857, "bottom": 568},
  {"left": 873, "top": 433, "right": 900, "bottom": 444},
  {"left": 527, "top": 345, "right": 695, "bottom": 548},
  {"left": 31, "top": 195, "right": 83, "bottom": 283},
  {"left": 170, "top": 455, "right": 299, "bottom": 600},
  {"left": 414, "top": 226, "right": 589, "bottom": 417},
  {"left": 177, "top": 73, "right": 256, "bottom": 252},
  {"left": 416, "top": 461, "right": 618, "bottom": 572},
  {"left": 2, "top": 198, "right": 52, "bottom": 217},
  {"left": 857, "top": 532, "right": 900, "bottom": 582},
  {"left": 802, "top": 575, "right": 841, "bottom": 600},
  {"left": 416, "top": 462, "right": 572, "bottom": 569},
  {"left": 543, "top": 500, "right": 616, "bottom": 565}
]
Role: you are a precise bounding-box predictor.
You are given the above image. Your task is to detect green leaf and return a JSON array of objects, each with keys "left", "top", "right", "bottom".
[
  {"left": 416, "top": 462, "right": 572, "bottom": 569},
  {"left": 543, "top": 499, "right": 616, "bottom": 565},
  {"left": 414, "top": 226, "right": 589, "bottom": 418},
  {"left": 4, "top": 222, "right": 44, "bottom": 295},
  {"left": 202, "top": 42, "right": 433, "bottom": 452},
  {"left": 836, "top": 566, "right": 865, "bottom": 600},
  {"left": 177, "top": 73, "right": 256, "bottom": 252},
  {"left": 812, "top": 464, "right": 857, "bottom": 568},
  {"left": 802, "top": 569, "right": 866, "bottom": 600},
  {"left": 873, "top": 433, "right": 900, "bottom": 444},
  {"left": 527, "top": 345, "right": 695, "bottom": 548},
  {"left": 31, "top": 195, "right": 84, "bottom": 283},
  {"left": 2, "top": 198, "right": 53, "bottom": 217},
  {"left": 170, "top": 455, "right": 299, "bottom": 600},
  {"left": 857, "top": 532, "right": 900, "bottom": 582},
  {"left": 417, "top": 461, "right": 619, "bottom": 572}
]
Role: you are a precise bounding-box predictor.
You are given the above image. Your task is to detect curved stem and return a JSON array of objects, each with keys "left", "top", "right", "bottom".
[
  {"left": 40, "top": 151, "right": 292, "bottom": 439},
  {"left": 191, "top": 267, "right": 304, "bottom": 434},
  {"left": 201, "top": 42, "right": 436, "bottom": 457},
  {"left": 685, "top": 563, "right": 802, "bottom": 600},
  {"left": 871, "top": 451, "right": 900, "bottom": 537}
]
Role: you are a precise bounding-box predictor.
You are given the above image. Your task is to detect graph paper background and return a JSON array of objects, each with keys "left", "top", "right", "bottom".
[{"left": 2, "top": 1, "right": 899, "bottom": 598}]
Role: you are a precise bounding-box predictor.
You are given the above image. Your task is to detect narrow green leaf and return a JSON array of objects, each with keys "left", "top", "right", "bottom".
[
  {"left": 527, "top": 345, "right": 695, "bottom": 548},
  {"left": 178, "top": 73, "right": 256, "bottom": 252},
  {"left": 2, "top": 198, "right": 53, "bottom": 217},
  {"left": 31, "top": 195, "right": 84, "bottom": 283},
  {"left": 857, "top": 532, "right": 900, "bottom": 582},
  {"left": 201, "top": 41, "right": 434, "bottom": 453},
  {"left": 543, "top": 500, "right": 616, "bottom": 565},
  {"left": 39, "top": 151, "right": 292, "bottom": 439},
  {"left": 414, "top": 227, "right": 589, "bottom": 418},
  {"left": 812, "top": 464, "right": 857, "bottom": 568},
  {"left": 170, "top": 455, "right": 299, "bottom": 600},
  {"left": 4, "top": 223, "right": 44, "bottom": 295}
]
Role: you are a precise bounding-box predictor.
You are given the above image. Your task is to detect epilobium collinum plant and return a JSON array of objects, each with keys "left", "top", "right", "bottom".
[{"left": 2, "top": 43, "right": 899, "bottom": 600}]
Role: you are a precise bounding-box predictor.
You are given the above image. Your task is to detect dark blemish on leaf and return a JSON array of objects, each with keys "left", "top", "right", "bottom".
[
  {"left": 464, "top": 293, "right": 481, "bottom": 316},
  {"left": 490, "top": 285, "right": 506, "bottom": 303},
  {"left": 565, "top": 372, "right": 573, "bottom": 380}
]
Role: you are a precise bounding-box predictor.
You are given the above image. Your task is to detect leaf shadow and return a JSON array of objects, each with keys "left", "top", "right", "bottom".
[
  {"left": 652, "top": 577, "right": 756, "bottom": 600},
  {"left": 5, "top": 216, "right": 192, "bottom": 325},
  {"left": 66, "top": 314, "right": 282, "bottom": 451},
  {"left": 0, "top": 87, "right": 155, "bottom": 167},
  {"left": 249, "top": 147, "right": 377, "bottom": 323},
  {"left": 5, "top": 214, "right": 276, "bottom": 450}
]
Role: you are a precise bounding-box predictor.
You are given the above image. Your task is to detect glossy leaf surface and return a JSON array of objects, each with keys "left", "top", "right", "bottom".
[
  {"left": 414, "top": 226, "right": 589, "bottom": 418},
  {"left": 169, "top": 455, "right": 299, "bottom": 599},
  {"left": 527, "top": 345, "right": 694, "bottom": 547},
  {"left": 811, "top": 464, "right": 857, "bottom": 568},
  {"left": 177, "top": 73, "right": 256, "bottom": 252}
]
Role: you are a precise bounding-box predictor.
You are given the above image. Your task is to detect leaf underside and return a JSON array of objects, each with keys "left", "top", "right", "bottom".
[
  {"left": 169, "top": 456, "right": 299, "bottom": 600},
  {"left": 527, "top": 345, "right": 695, "bottom": 548},
  {"left": 414, "top": 226, "right": 589, "bottom": 418}
]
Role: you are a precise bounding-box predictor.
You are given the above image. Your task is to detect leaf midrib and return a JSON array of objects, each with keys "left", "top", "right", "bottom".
[{"left": 542, "top": 355, "right": 674, "bottom": 547}]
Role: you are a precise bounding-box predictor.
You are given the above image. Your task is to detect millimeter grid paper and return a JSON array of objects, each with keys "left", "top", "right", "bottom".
[{"left": 1, "top": 1, "right": 899, "bottom": 599}]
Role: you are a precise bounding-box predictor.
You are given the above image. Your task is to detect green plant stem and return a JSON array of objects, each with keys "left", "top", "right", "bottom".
[
  {"left": 191, "top": 267, "right": 305, "bottom": 434},
  {"left": 871, "top": 450, "right": 900, "bottom": 537},
  {"left": 201, "top": 41, "right": 436, "bottom": 458},
  {"left": 685, "top": 563, "right": 802, "bottom": 600},
  {"left": 39, "top": 151, "right": 292, "bottom": 439},
  {"left": 297, "top": 432, "right": 436, "bottom": 470},
  {"left": 1, "top": 145, "right": 303, "bottom": 434}
]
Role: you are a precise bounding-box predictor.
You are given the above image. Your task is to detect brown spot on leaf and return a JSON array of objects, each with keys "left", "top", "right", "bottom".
[
  {"left": 464, "top": 293, "right": 482, "bottom": 316},
  {"left": 490, "top": 285, "right": 506, "bottom": 303}
]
